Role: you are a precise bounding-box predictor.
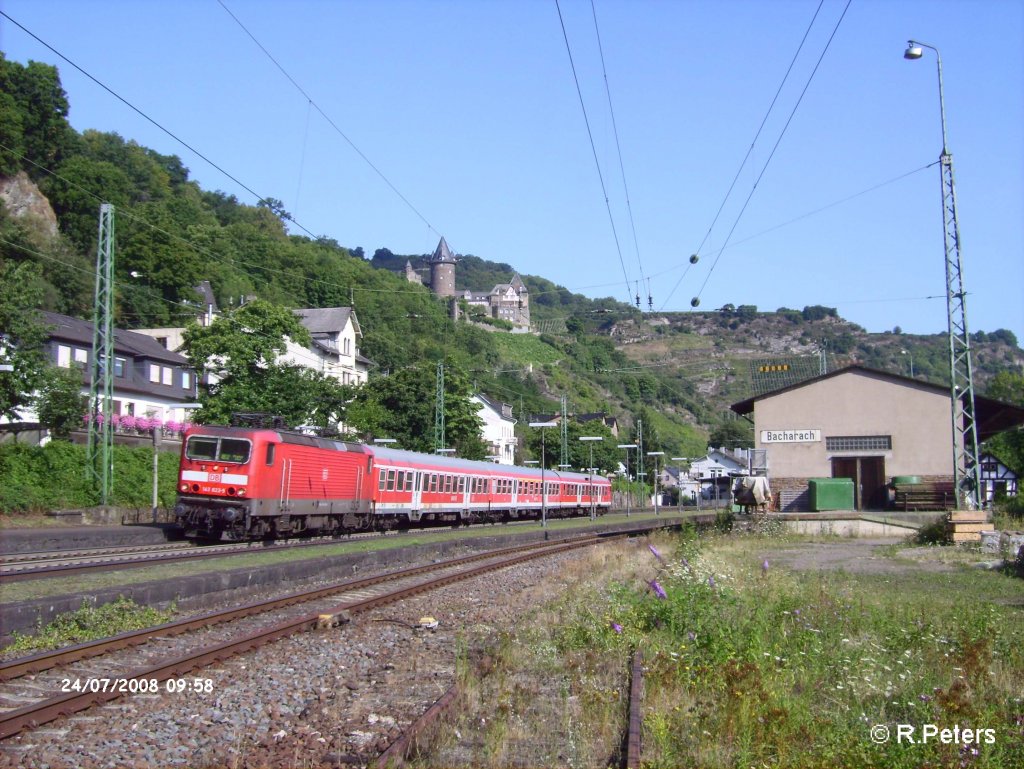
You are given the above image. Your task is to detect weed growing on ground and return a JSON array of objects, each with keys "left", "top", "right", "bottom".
[
  {"left": 555, "top": 532, "right": 1024, "bottom": 768},
  {"left": 4, "top": 596, "right": 176, "bottom": 655}
]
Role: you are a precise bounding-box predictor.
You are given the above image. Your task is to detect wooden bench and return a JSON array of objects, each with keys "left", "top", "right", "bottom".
[{"left": 892, "top": 482, "right": 955, "bottom": 511}]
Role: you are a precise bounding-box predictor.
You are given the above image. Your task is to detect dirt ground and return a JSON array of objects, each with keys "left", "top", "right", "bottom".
[{"left": 751, "top": 536, "right": 999, "bottom": 575}]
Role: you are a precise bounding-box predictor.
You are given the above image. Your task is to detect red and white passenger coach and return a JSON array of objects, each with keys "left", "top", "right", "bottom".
[{"left": 175, "top": 424, "right": 612, "bottom": 540}]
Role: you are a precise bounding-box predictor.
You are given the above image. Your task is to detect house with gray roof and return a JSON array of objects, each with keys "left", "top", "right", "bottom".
[{"left": 3, "top": 311, "right": 200, "bottom": 436}]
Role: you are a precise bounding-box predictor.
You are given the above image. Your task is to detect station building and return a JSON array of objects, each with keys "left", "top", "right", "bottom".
[{"left": 730, "top": 365, "right": 1024, "bottom": 511}]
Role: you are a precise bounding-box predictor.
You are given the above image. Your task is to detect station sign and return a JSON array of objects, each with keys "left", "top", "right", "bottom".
[{"left": 760, "top": 429, "right": 821, "bottom": 444}]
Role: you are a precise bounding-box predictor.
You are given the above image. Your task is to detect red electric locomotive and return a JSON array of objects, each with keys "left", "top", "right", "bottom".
[{"left": 174, "top": 423, "right": 612, "bottom": 540}]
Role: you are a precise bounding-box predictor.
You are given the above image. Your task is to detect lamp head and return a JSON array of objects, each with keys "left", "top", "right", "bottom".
[{"left": 904, "top": 41, "right": 923, "bottom": 60}]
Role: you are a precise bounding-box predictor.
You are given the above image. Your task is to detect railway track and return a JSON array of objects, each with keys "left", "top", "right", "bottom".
[
  {"left": 0, "top": 516, "right": 568, "bottom": 582},
  {"left": 0, "top": 529, "right": 631, "bottom": 741}
]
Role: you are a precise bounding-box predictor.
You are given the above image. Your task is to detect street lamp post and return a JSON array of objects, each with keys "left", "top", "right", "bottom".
[
  {"left": 529, "top": 421, "right": 558, "bottom": 528},
  {"left": 579, "top": 436, "right": 603, "bottom": 520},
  {"left": 901, "top": 349, "right": 914, "bottom": 378},
  {"left": 618, "top": 444, "right": 637, "bottom": 516},
  {"left": 904, "top": 39, "right": 981, "bottom": 510},
  {"left": 647, "top": 451, "right": 665, "bottom": 515}
]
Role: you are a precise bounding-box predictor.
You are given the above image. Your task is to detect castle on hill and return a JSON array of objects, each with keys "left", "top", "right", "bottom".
[{"left": 404, "top": 237, "right": 530, "bottom": 330}]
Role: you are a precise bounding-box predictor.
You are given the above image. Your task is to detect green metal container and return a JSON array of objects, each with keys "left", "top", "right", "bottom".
[
  {"left": 891, "top": 475, "right": 921, "bottom": 485},
  {"left": 809, "top": 478, "right": 854, "bottom": 512}
]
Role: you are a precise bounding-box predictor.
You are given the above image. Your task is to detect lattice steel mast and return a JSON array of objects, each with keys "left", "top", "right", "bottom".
[
  {"left": 905, "top": 40, "right": 981, "bottom": 508},
  {"left": 87, "top": 203, "right": 115, "bottom": 505},
  {"left": 433, "top": 362, "right": 445, "bottom": 452}
]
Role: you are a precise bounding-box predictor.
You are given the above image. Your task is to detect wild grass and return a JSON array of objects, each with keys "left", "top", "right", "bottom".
[
  {"left": 4, "top": 596, "right": 176, "bottom": 655},
  {"left": 551, "top": 532, "right": 1024, "bottom": 768}
]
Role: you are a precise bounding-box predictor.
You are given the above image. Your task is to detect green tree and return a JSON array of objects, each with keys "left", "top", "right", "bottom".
[
  {"left": 346, "top": 361, "right": 485, "bottom": 458},
  {"left": 0, "top": 55, "right": 74, "bottom": 176},
  {"left": 985, "top": 371, "right": 1024, "bottom": 406},
  {"left": 523, "top": 419, "right": 620, "bottom": 474},
  {"left": 709, "top": 418, "right": 754, "bottom": 450},
  {"left": 982, "top": 370, "right": 1024, "bottom": 478},
  {"left": 181, "top": 300, "right": 317, "bottom": 425},
  {"left": 34, "top": 365, "right": 85, "bottom": 439},
  {"left": 0, "top": 262, "right": 50, "bottom": 422}
]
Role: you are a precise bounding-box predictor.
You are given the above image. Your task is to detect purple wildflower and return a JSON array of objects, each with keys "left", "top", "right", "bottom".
[
  {"left": 648, "top": 543, "right": 666, "bottom": 564},
  {"left": 707, "top": 575, "right": 715, "bottom": 588},
  {"left": 761, "top": 558, "right": 770, "bottom": 573},
  {"left": 610, "top": 622, "right": 623, "bottom": 634},
  {"left": 649, "top": 580, "right": 667, "bottom": 600},
  {"left": 687, "top": 631, "right": 696, "bottom": 642}
]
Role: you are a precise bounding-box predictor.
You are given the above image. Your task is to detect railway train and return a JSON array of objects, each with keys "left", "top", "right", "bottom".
[{"left": 174, "top": 423, "right": 612, "bottom": 540}]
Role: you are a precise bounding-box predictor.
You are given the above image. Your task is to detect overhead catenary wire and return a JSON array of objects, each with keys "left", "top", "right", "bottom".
[
  {"left": 589, "top": 0, "right": 648, "bottom": 306},
  {"left": 686, "top": 0, "right": 854, "bottom": 308},
  {"left": 0, "top": 143, "right": 436, "bottom": 302},
  {"left": 3, "top": 135, "right": 938, "bottom": 325},
  {"left": 660, "top": 0, "right": 827, "bottom": 312},
  {"left": 215, "top": 0, "right": 443, "bottom": 242},
  {"left": 0, "top": 237, "right": 357, "bottom": 373},
  {"left": 553, "top": 0, "right": 632, "bottom": 303},
  {"left": 0, "top": 10, "right": 319, "bottom": 242}
]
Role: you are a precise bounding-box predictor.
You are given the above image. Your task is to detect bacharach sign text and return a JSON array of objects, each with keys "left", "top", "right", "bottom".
[{"left": 760, "top": 429, "right": 821, "bottom": 444}]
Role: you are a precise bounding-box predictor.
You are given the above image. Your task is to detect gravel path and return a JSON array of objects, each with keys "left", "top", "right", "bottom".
[{"left": 0, "top": 543, "right": 621, "bottom": 769}]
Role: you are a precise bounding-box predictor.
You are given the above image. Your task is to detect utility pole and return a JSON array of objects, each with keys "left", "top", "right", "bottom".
[{"left": 87, "top": 203, "right": 114, "bottom": 506}]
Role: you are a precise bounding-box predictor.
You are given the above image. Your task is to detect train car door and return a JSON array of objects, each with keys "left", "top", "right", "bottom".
[{"left": 411, "top": 470, "right": 423, "bottom": 513}]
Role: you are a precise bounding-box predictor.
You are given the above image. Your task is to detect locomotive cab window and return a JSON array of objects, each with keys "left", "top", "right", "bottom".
[
  {"left": 185, "top": 436, "right": 251, "bottom": 464},
  {"left": 265, "top": 444, "right": 275, "bottom": 466}
]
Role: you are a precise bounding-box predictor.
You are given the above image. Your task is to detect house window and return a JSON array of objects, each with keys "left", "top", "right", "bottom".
[
  {"left": 826, "top": 435, "right": 893, "bottom": 451},
  {"left": 343, "top": 338, "right": 351, "bottom": 355},
  {"left": 150, "top": 364, "right": 160, "bottom": 383},
  {"left": 73, "top": 348, "right": 88, "bottom": 365},
  {"left": 162, "top": 367, "right": 173, "bottom": 386},
  {"left": 57, "top": 345, "right": 71, "bottom": 367},
  {"left": 114, "top": 358, "right": 126, "bottom": 377},
  {"left": 182, "top": 371, "right": 191, "bottom": 390}
]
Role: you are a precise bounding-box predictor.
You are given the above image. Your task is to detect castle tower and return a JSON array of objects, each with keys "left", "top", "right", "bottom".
[{"left": 427, "top": 237, "right": 457, "bottom": 297}]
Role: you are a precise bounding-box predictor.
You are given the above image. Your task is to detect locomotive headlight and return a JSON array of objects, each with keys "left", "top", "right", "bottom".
[
  {"left": 236, "top": 488, "right": 246, "bottom": 497},
  {"left": 180, "top": 482, "right": 189, "bottom": 492}
]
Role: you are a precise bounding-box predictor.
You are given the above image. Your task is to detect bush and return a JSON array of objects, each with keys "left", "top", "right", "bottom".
[{"left": 0, "top": 442, "right": 181, "bottom": 513}]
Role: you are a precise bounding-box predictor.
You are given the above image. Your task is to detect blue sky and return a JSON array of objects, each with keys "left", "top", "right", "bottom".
[{"left": 2, "top": 0, "right": 1022, "bottom": 341}]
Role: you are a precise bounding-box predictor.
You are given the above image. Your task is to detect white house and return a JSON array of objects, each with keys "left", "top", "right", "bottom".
[
  {"left": 284, "top": 307, "right": 370, "bottom": 387},
  {"left": 136, "top": 302, "right": 371, "bottom": 389},
  {"left": 472, "top": 394, "right": 517, "bottom": 465},
  {"left": 979, "top": 451, "right": 1018, "bottom": 503},
  {"left": 686, "top": 449, "right": 749, "bottom": 502}
]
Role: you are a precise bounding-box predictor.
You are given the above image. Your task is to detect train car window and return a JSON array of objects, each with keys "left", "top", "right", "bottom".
[
  {"left": 378, "top": 469, "right": 387, "bottom": 491},
  {"left": 185, "top": 437, "right": 218, "bottom": 461},
  {"left": 396, "top": 470, "right": 405, "bottom": 490},
  {"left": 386, "top": 469, "right": 396, "bottom": 491},
  {"left": 185, "top": 436, "right": 251, "bottom": 464},
  {"left": 265, "top": 444, "right": 275, "bottom": 466},
  {"left": 219, "top": 439, "right": 250, "bottom": 463},
  {"left": 457, "top": 476, "right": 465, "bottom": 493},
  {"left": 405, "top": 473, "right": 414, "bottom": 492},
  {"left": 429, "top": 474, "right": 438, "bottom": 493},
  {"left": 443, "top": 475, "right": 453, "bottom": 493}
]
